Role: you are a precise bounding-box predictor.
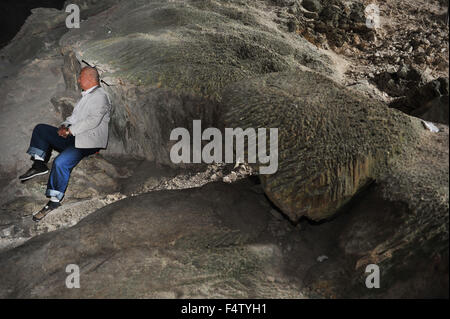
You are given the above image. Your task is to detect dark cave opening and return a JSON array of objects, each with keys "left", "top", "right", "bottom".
[{"left": 0, "top": 0, "right": 67, "bottom": 49}]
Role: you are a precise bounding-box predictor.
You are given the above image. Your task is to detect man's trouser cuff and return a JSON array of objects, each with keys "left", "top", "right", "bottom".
[
  {"left": 46, "top": 189, "right": 64, "bottom": 201},
  {"left": 26, "top": 146, "right": 46, "bottom": 159}
]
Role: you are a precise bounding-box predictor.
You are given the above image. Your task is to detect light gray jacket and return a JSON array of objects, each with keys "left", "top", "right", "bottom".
[{"left": 61, "top": 86, "right": 111, "bottom": 149}]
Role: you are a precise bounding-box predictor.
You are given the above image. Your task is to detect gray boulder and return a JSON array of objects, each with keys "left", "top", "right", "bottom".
[
  {"left": 1, "top": 169, "right": 448, "bottom": 298},
  {"left": 0, "top": 180, "right": 290, "bottom": 298},
  {"left": 223, "top": 70, "right": 421, "bottom": 221},
  {"left": 56, "top": 0, "right": 335, "bottom": 165}
]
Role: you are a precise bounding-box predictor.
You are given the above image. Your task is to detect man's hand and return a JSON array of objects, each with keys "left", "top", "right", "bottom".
[
  {"left": 57, "top": 125, "right": 66, "bottom": 137},
  {"left": 57, "top": 126, "right": 70, "bottom": 138}
]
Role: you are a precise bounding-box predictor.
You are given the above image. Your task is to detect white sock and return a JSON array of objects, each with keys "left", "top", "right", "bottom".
[
  {"left": 50, "top": 196, "right": 60, "bottom": 203},
  {"left": 34, "top": 154, "right": 44, "bottom": 161}
]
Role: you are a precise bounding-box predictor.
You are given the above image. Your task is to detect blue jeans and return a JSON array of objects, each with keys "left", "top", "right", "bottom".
[{"left": 26, "top": 124, "right": 100, "bottom": 201}]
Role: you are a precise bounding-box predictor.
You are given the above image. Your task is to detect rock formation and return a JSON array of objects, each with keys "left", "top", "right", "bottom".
[
  {"left": 55, "top": 0, "right": 337, "bottom": 166},
  {"left": 223, "top": 70, "right": 420, "bottom": 221}
]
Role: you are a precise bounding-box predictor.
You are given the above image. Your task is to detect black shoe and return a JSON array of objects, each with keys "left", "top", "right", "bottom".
[
  {"left": 32, "top": 201, "right": 61, "bottom": 222},
  {"left": 19, "top": 161, "right": 49, "bottom": 181}
]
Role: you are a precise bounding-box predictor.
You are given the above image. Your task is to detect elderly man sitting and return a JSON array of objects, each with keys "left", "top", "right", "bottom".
[{"left": 19, "top": 66, "right": 111, "bottom": 221}]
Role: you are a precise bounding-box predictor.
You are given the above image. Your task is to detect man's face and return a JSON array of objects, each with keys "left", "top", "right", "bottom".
[{"left": 77, "top": 70, "right": 90, "bottom": 90}]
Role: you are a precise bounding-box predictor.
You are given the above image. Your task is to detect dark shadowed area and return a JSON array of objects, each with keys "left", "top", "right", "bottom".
[{"left": 0, "top": 0, "right": 66, "bottom": 49}]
